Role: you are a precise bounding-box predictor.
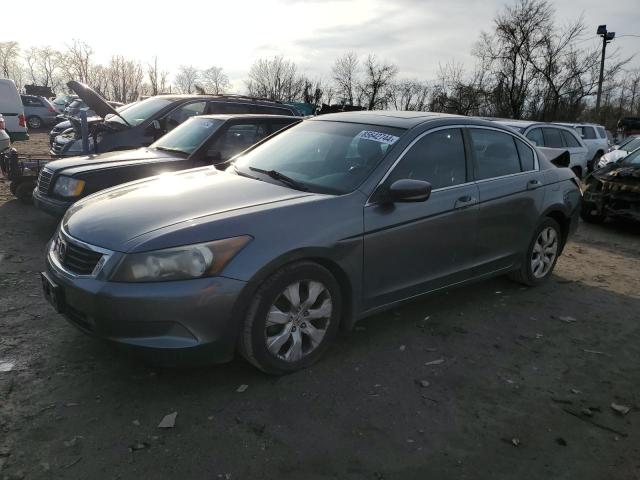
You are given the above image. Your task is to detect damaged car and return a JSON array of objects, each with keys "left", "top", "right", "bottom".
[
  {"left": 50, "top": 81, "right": 298, "bottom": 156},
  {"left": 34, "top": 114, "right": 299, "bottom": 216},
  {"left": 581, "top": 146, "right": 640, "bottom": 223},
  {"left": 41, "top": 112, "right": 581, "bottom": 374}
]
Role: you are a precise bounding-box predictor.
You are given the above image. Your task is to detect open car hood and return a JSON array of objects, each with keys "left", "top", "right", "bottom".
[{"left": 67, "top": 81, "right": 119, "bottom": 120}]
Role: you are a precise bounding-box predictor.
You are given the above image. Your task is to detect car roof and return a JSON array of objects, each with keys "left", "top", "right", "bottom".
[
  {"left": 155, "top": 94, "right": 294, "bottom": 106},
  {"left": 309, "top": 110, "right": 466, "bottom": 129},
  {"left": 195, "top": 114, "right": 299, "bottom": 121}
]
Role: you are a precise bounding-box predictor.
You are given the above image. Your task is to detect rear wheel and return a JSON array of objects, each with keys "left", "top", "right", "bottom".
[
  {"left": 509, "top": 218, "right": 562, "bottom": 286},
  {"left": 27, "top": 116, "right": 42, "bottom": 129},
  {"left": 238, "top": 261, "right": 342, "bottom": 374}
]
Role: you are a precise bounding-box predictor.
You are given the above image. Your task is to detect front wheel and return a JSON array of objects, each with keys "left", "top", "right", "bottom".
[
  {"left": 238, "top": 261, "right": 342, "bottom": 374},
  {"left": 509, "top": 218, "right": 562, "bottom": 286}
]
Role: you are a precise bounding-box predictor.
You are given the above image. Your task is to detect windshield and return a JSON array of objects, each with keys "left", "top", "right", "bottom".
[
  {"left": 621, "top": 147, "right": 640, "bottom": 166},
  {"left": 106, "top": 97, "right": 172, "bottom": 127},
  {"left": 621, "top": 137, "right": 640, "bottom": 153},
  {"left": 151, "top": 117, "right": 224, "bottom": 155},
  {"left": 234, "top": 120, "right": 405, "bottom": 194}
]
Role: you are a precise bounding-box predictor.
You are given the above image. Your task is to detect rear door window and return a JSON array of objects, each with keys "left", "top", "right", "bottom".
[
  {"left": 525, "top": 128, "right": 544, "bottom": 146},
  {"left": 542, "top": 128, "right": 565, "bottom": 148},
  {"left": 206, "top": 122, "right": 270, "bottom": 162},
  {"left": 596, "top": 126, "right": 607, "bottom": 139},
  {"left": 515, "top": 138, "right": 535, "bottom": 171},
  {"left": 470, "top": 128, "right": 522, "bottom": 180},
  {"left": 561, "top": 130, "right": 581, "bottom": 148},
  {"left": 580, "top": 126, "right": 597, "bottom": 139},
  {"left": 164, "top": 101, "right": 206, "bottom": 131}
]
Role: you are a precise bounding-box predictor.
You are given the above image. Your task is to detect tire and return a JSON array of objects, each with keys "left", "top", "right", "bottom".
[
  {"left": 580, "top": 202, "right": 606, "bottom": 224},
  {"left": 589, "top": 152, "right": 603, "bottom": 172},
  {"left": 27, "top": 116, "right": 42, "bottom": 129},
  {"left": 509, "top": 218, "right": 562, "bottom": 286},
  {"left": 15, "top": 181, "right": 35, "bottom": 204},
  {"left": 238, "top": 261, "right": 342, "bottom": 375}
]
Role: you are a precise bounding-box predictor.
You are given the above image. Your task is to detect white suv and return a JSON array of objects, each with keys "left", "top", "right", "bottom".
[
  {"left": 555, "top": 123, "right": 608, "bottom": 171},
  {"left": 494, "top": 120, "right": 589, "bottom": 178}
]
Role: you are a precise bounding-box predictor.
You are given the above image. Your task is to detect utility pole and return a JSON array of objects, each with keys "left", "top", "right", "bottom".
[{"left": 595, "top": 25, "right": 616, "bottom": 115}]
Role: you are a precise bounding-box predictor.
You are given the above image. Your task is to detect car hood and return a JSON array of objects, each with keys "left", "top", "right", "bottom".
[
  {"left": 63, "top": 169, "right": 314, "bottom": 251},
  {"left": 44, "top": 148, "right": 179, "bottom": 175},
  {"left": 67, "top": 81, "right": 119, "bottom": 120}
]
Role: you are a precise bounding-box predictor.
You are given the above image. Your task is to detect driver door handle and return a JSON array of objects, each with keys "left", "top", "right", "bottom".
[
  {"left": 455, "top": 195, "right": 477, "bottom": 209},
  {"left": 527, "top": 179, "right": 543, "bottom": 190}
]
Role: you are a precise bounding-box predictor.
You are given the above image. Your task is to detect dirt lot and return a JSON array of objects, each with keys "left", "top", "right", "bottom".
[{"left": 1, "top": 133, "right": 639, "bottom": 479}]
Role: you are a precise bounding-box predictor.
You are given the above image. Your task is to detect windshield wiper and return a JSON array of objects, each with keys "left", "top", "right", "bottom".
[
  {"left": 154, "top": 146, "right": 190, "bottom": 155},
  {"left": 249, "top": 167, "right": 309, "bottom": 191}
]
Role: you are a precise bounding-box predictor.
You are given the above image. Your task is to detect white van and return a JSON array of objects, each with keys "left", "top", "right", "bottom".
[{"left": 0, "top": 79, "right": 28, "bottom": 141}]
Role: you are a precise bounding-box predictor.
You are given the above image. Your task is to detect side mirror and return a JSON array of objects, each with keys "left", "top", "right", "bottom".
[
  {"left": 528, "top": 139, "right": 537, "bottom": 146},
  {"left": 151, "top": 120, "right": 161, "bottom": 131},
  {"left": 388, "top": 179, "right": 432, "bottom": 203}
]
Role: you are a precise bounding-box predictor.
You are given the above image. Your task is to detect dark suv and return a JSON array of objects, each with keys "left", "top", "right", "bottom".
[
  {"left": 50, "top": 81, "right": 298, "bottom": 156},
  {"left": 34, "top": 114, "right": 299, "bottom": 216}
]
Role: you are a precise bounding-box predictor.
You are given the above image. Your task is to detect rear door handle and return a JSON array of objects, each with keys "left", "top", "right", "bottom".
[
  {"left": 455, "top": 195, "right": 477, "bottom": 209},
  {"left": 527, "top": 179, "right": 543, "bottom": 190}
]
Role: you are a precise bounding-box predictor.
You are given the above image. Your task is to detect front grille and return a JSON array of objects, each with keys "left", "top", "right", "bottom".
[
  {"left": 55, "top": 234, "right": 103, "bottom": 275},
  {"left": 38, "top": 168, "right": 53, "bottom": 195}
]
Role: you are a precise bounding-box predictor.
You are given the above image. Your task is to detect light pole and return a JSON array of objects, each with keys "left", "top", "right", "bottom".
[{"left": 595, "top": 25, "right": 616, "bottom": 115}]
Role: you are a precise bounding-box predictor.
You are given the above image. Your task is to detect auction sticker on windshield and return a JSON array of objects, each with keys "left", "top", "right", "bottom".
[{"left": 356, "top": 130, "right": 400, "bottom": 145}]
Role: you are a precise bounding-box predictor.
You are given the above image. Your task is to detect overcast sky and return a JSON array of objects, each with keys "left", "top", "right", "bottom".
[{"left": 2, "top": 0, "right": 639, "bottom": 91}]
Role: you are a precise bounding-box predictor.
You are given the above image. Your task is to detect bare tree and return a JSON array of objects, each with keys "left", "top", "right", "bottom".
[
  {"left": 332, "top": 52, "right": 359, "bottom": 105},
  {"left": 0, "top": 41, "right": 21, "bottom": 79},
  {"left": 201, "top": 66, "right": 230, "bottom": 94},
  {"left": 246, "top": 56, "right": 304, "bottom": 101},
  {"left": 359, "top": 54, "right": 397, "bottom": 110},
  {"left": 387, "top": 79, "right": 430, "bottom": 111},
  {"left": 147, "top": 57, "right": 170, "bottom": 95},
  {"left": 62, "top": 40, "right": 94, "bottom": 83},
  {"left": 24, "top": 46, "right": 62, "bottom": 90},
  {"left": 107, "top": 55, "right": 145, "bottom": 102},
  {"left": 174, "top": 65, "right": 200, "bottom": 94},
  {"left": 475, "top": 0, "right": 552, "bottom": 118}
]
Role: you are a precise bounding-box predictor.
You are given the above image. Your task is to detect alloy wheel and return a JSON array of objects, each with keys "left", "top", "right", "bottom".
[
  {"left": 28, "top": 116, "right": 42, "bottom": 129},
  {"left": 264, "top": 280, "right": 332, "bottom": 362},
  {"left": 531, "top": 226, "right": 558, "bottom": 278}
]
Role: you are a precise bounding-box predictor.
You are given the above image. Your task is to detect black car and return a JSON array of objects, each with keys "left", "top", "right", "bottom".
[
  {"left": 50, "top": 81, "right": 298, "bottom": 156},
  {"left": 34, "top": 114, "right": 299, "bottom": 216},
  {"left": 581, "top": 146, "right": 640, "bottom": 223}
]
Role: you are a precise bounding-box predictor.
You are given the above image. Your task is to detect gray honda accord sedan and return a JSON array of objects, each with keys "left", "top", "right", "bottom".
[{"left": 42, "top": 112, "right": 581, "bottom": 374}]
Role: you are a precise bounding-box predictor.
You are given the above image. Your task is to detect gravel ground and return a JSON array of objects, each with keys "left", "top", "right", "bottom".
[{"left": 0, "top": 133, "right": 639, "bottom": 479}]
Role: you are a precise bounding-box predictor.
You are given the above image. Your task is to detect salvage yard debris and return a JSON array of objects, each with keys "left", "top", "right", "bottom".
[
  {"left": 158, "top": 412, "right": 178, "bottom": 429},
  {"left": 425, "top": 358, "right": 445, "bottom": 366},
  {"left": 610, "top": 403, "right": 631, "bottom": 416}
]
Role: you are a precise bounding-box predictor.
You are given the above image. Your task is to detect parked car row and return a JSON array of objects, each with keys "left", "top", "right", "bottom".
[
  {"left": 48, "top": 81, "right": 299, "bottom": 157},
  {"left": 1, "top": 80, "right": 590, "bottom": 373}
]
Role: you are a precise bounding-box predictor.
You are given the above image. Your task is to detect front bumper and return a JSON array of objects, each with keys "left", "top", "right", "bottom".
[
  {"left": 45, "top": 252, "right": 247, "bottom": 365},
  {"left": 32, "top": 189, "right": 72, "bottom": 217}
]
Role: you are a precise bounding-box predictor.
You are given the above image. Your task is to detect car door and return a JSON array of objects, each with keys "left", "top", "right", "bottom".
[
  {"left": 469, "top": 127, "right": 545, "bottom": 274},
  {"left": 363, "top": 127, "right": 479, "bottom": 310}
]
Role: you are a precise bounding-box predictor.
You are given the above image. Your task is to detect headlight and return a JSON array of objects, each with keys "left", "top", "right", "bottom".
[
  {"left": 53, "top": 176, "right": 85, "bottom": 197},
  {"left": 111, "top": 236, "right": 252, "bottom": 282}
]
